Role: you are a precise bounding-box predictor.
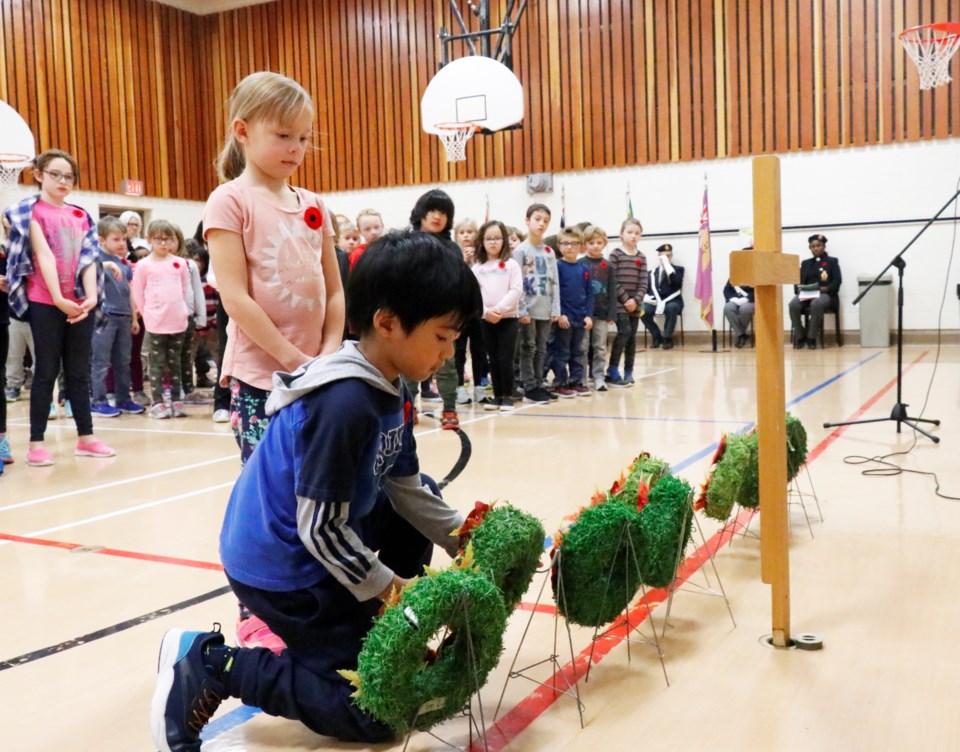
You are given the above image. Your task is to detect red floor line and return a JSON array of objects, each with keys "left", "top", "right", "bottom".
[
  {"left": 0, "top": 532, "right": 224, "bottom": 571},
  {"left": 473, "top": 357, "right": 916, "bottom": 752}
]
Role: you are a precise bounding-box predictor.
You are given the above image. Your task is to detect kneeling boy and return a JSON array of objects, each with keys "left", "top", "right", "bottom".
[{"left": 151, "top": 232, "right": 482, "bottom": 750}]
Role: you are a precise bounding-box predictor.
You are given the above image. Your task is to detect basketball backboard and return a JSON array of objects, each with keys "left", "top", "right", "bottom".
[
  {"left": 0, "top": 100, "right": 36, "bottom": 167},
  {"left": 421, "top": 56, "right": 524, "bottom": 135}
]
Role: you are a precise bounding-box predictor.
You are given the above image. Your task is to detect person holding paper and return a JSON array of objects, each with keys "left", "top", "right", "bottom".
[
  {"left": 641, "top": 243, "right": 685, "bottom": 350},
  {"left": 788, "top": 234, "right": 842, "bottom": 349}
]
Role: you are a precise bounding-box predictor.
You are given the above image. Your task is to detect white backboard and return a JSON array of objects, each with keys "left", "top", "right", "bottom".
[
  {"left": 421, "top": 56, "right": 524, "bottom": 134},
  {"left": 0, "top": 100, "right": 36, "bottom": 167}
]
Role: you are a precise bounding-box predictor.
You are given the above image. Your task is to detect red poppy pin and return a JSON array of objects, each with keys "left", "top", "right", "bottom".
[
  {"left": 173, "top": 261, "right": 180, "bottom": 269},
  {"left": 600, "top": 261, "right": 607, "bottom": 269},
  {"left": 72, "top": 209, "right": 84, "bottom": 219},
  {"left": 634, "top": 259, "right": 642, "bottom": 267},
  {"left": 404, "top": 400, "right": 412, "bottom": 424},
  {"left": 304, "top": 207, "right": 323, "bottom": 230},
  {"left": 820, "top": 261, "right": 827, "bottom": 268},
  {"left": 498, "top": 261, "right": 505, "bottom": 269},
  {"left": 583, "top": 271, "right": 589, "bottom": 280}
]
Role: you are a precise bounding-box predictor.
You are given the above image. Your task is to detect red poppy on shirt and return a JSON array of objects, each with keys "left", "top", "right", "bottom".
[
  {"left": 498, "top": 261, "right": 505, "bottom": 269},
  {"left": 72, "top": 209, "right": 84, "bottom": 219},
  {"left": 583, "top": 272, "right": 589, "bottom": 280},
  {"left": 634, "top": 259, "right": 642, "bottom": 266},
  {"left": 304, "top": 207, "right": 323, "bottom": 229},
  {"left": 404, "top": 400, "right": 412, "bottom": 424},
  {"left": 820, "top": 261, "right": 827, "bottom": 267},
  {"left": 173, "top": 261, "right": 180, "bottom": 269},
  {"left": 600, "top": 261, "right": 607, "bottom": 269}
]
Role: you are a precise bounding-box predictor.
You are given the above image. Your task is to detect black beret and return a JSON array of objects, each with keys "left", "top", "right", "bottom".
[
  {"left": 807, "top": 234, "right": 827, "bottom": 244},
  {"left": 656, "top": 243, "right": 673, "bottom": 253}
]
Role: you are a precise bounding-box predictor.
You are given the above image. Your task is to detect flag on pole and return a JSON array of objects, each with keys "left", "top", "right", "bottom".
[
  {"left": 695, "top": 180, "right": 715, "bottom": 329},
  {"left": 627, "top": 184, "right": 634, "bottom": 219},
  {"left": 560, "top": 184, "right": 566, "bottom": 229}
]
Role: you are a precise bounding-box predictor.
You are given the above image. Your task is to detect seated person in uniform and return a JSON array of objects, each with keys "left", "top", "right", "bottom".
[
  {"left": 641, "top": 243, "right": 684, "bottom": 350},
  {"left": 788, "top": 233, "right": 842, "bottom": 349},
  {"left": 723, "top": 279, "right": 755, "bottom": 348}
]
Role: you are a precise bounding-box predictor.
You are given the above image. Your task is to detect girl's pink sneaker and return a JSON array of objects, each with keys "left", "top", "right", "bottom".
[
  {"left": 75, "top": 439, "right": 116, "bottom": 458},
  {"left": 25, "top": 448, "right": 55, "bottom": 467}
]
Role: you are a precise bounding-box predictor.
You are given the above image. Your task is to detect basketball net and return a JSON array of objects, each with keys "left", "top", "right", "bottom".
[
  {"left": 900, "top": 23, "right": 960, "bottom": 90},
  {"left": 0, "top": 153, "right": 28, "bottom": 193},
  {"left": 435, "top": 122, "right": 479, "bottom": 162}
]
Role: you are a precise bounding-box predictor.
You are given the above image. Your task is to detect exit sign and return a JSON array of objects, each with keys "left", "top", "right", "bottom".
[{"left": 122, "top": 179, "right": 145, "bottom": 197}]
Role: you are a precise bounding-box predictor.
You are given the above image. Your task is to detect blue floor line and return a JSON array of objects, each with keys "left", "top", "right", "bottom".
[
  {"left": 511, "top": 413, "right": 753, "bottom": 425},
  {"left": 202, "top": 350, "right": 882, "bottom": 743}
]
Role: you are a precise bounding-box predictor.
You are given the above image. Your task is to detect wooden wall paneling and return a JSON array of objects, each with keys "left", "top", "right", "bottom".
[
  {"left": 748, "top": 0, "right": 764, "bottom": 153},
  {"left": 904, "top": 1, "right": 920, "bottom": 140},
  {"left": 700, "top": 0, "right": 716, "bottom": 158},
  {"left": 0, "top": 0, "right": 8, "bottom": 104},
  {"left": 71, "top": 0, "right": 89, "bottom": 180},
  {"left": 839, "top": 0, "right": 850, "bottom": 145},
  {"left": 687, "top": 0, "right": 703, "bottom": 160},
  {"left": 608, "top": 0, "right": 627, "bottom": 166},
  {"left": 773, "top": 1, "right": 788, "bottom": 152},
  {"left": 567, "top": 0, "right": 585, "bottom": 170},
  {"left": 525, "top": 0, "right": 544, "bottom": 172},
  {"left": 50, "top": 0, "right": 69, "bottom": 156},
  {"left": 341, "top": 0, "right": 360, "bottom": 189},
  {"left": 786, "top": 0, "right": 798, "bottom": 149},
  {"left": 653, "top": 0, "right": 670, "bottom": 161},
  {"left": 384, "top": 0, "right": 400, "bottom": 187},
  {"left": 104, "top": 1, "right": 123, "bottom": 190},
  {"left": 918, "top": 1, "right": 934, "bottom": 139},
  {"left": 949, "top": 0, "right": 960, "bottom": 137},
  {"left": 408, "top": 0, "right": 425, "bottom": 188},
  {"left": 723, "top": 0, "right": 739, "bottom": 155},
  {"left": 329, "top": 0, "right": 348, "bottom": 192},
  {"left": 617, "top": 0, "right": 635, "bottom": 167},
  {"left": 737, "top": 0, "right": 751, "bottom": 154},
  {"left": 579, "top": 0, "right": 595, "bottom": 169},
  {"left": 933, "top": 0, "right": 950, "bottom": 138},
  {"left": 823, "top": 0, "right": 840, "bottom": 147},
  {"left": 865, "top": 0, "right": 878, "bottom": 143},
  {"left": 631, "top": 0, "right": 650, "bottom": 165},
  {"left": 11, "top": 2, "right": 31, "bottom": 151},
  {"left": 677, "top": 0, "right": 693, "bottom": 162},
  {"left": 711, "top": 0, "right": 726, "bottom": 157}
]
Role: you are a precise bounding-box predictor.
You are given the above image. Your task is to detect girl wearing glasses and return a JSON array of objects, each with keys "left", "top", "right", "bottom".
[{"left": 2, "top": 148, "right": 115, "bottom": 466}]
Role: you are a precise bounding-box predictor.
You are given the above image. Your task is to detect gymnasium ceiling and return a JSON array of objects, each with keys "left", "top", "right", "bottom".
[{"left": 151, "top": 0, "right": 277, "bottom": 14}]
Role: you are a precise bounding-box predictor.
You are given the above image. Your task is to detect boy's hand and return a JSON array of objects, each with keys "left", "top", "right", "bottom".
[
  {"left": 131, "top": 318, "right": 140, "bottom": 335},
  {"left": 585, "top": 316, "right": 593, "bottom": 331},
  {"left": 557, "top": 315, "right": 570, "bottom": 329},
  {"left": 378, "top": 575, "right": 410, "bottom": 603},
  {"left": 519, "top": 315, "right": 531, "bottom": 325},
  {"left": 0, "top": 277, "right": 7, "bottom": 293},
  {"left": 624, "top": 298, "right": 638, "bottom": 313},
  {"left": 103, "top": 261, "right": 122, "bottom": 280}
]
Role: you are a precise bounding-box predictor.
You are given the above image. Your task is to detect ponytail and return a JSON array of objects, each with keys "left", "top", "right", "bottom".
[{"left": 216, "top": 134, "right": 246, "bottom": 182}]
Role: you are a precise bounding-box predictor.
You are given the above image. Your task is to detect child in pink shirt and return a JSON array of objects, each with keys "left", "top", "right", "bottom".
[{"left": 131, "top": 220, "right": 189, "bottom": 419}]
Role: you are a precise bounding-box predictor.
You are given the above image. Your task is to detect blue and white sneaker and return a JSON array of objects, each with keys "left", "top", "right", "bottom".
[
  {"left": 117, "top": 400, "right": 146, "bottom": 415},
  {"left": 91, "top": 402, "right": 122, "bottom": 418},
  {"left": 151, "top": 627, "right": 229, "bottom": 752},
  {"left": 0, "top": 437, "right": 12, "bottom": 465}
]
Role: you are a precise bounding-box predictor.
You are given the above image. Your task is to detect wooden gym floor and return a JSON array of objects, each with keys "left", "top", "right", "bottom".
[{"left": 1, "top": 342, "right": 959, "bottom": 751}]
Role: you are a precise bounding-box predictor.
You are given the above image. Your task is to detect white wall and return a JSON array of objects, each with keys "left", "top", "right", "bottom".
[{"left": 5, "top": 137, "right": 959, "bottom": 332}]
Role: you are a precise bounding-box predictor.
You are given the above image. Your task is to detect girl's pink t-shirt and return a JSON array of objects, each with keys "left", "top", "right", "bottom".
[
  {"left": 27, "top": 199, "right": 89, "bottom": 306},
  {"left": 131, "top": 254, "right": 190, "bottom": 334},
  {"left": 203, "top": 180, "right": 334, "bottom": 390}
]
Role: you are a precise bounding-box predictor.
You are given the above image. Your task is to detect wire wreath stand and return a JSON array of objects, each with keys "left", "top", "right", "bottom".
[
  {"left": 492, "top": 551, "right": 586, "bottom": 729},
  {"left": 400, "top": 591, "right": 492, "bottom": 752},
  {"left": 657, "top": 499, "right": 737, "bottom": 639}
]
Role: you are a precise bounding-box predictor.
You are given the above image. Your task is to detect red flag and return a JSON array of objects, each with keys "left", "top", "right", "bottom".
[{"left": 695, "top": 184, "right": 715, "bottom": 329}]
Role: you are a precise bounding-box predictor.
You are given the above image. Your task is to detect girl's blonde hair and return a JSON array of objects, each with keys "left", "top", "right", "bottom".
[
  {"left": 620, "top": 217, "right": 643, "bottom": 234},
  {"left": 146, "top": 219, "right": 185, "bottom": 254},
  {"left": 216, "top": 72, "right": 314, "bottom": 182},
  {"left": 454, "top": 218, "right": 478, "bottom": 234},
  {"left": 583, "top": 224, "right": 608, "bottom": 243}
]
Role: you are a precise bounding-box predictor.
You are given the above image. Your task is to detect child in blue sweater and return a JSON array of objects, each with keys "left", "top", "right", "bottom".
[
  {"left": 548, "top": 227, "right": 593, "bottom": 397},
  {"left": 151, "top": 232, "right": 482, "bottom": 749}
]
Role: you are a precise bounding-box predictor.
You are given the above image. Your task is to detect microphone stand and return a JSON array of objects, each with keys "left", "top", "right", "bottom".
[{"left": 821, "top": 189, "right": 959, "bottom": 443}]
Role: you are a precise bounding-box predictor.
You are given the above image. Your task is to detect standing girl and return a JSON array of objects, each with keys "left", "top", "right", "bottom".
[
  {"left": 131, "top": 220, "right": 190, "bottom": 419},
  {"left": 3, "top": 149, "right": 115, "bottom": 465},
  {"left": 204, "top": 71, "right": 343, "bottom": 464},
  {"left": 472, "top": 220, "right": 522, "bottom": 411},
  {"left": 607, "top": 218, "right": 648, "bottom": 388}
]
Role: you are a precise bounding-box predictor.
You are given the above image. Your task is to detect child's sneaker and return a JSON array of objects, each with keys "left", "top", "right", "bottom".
[
  {"left": 421, "top": 387, "right": 442, "bottom": 403},
  {"left": 624, "top": 372, "right": 636, "bottom": 385},
  {"left": 118, "top": 400, "right": 147, "bottom": 415},
  {"left": 182, "top": 391, "right": 209, "bottom": 405},
  {"left": 523, "top": 387, "right": 552, "bottom": 404},
  {"left": 595, "top": 377, "right": 608, "bottom": 392},
  {"left": 63, "top": 400, "right": 73, "bottom": 419},
  {"left": 91, "top": 402, "right": 122, "bottom": 418},
  {"left": 172, "top": 402, "right": 187, "bottom": 418},
  {"left": 151, "top": 627, "right": 230, "bottom": 752},
  {"left": 608, "top": 376, "right": 631, "bottom": 388},
  {"left": 48, "top": 402, "right": 59, "bottom": 420},
  {"left": 555, "top": 385, "right": 577, "bottom": 399},
  {"left": 236, "top": 612, "right": 286, "bottom": 654},
  {"left": 4, "top": 387, "right": 18, "bottom": 402},
  {"left": 455, "top": 385, "right": 471, "bottom": 404},
  {"left": 133, "top": 391, "right": 151, "bottom": 406},
  {"left": 482, "top": 397, "right": 500, "bottom": 412},
  {"left": 473, "top": 386, "right": 486, "bottom": 403},
  {"left": 212, "top": 409, "right": 230, "bottom": 424},
  {"left": 499, "top": 397, "right": 515, "bottom": 412},
  {"left": 440, "top": 410, "right": 460, "bottom": 430},
  {"left": 572, "top": 383, "right": 592, "bottom": 396},
  {"left": 150, "top": 403, "right": 173, "bottom": 420},
  {"left": 75, "top": 438, "right": 116, "bottom": 458},
  {"left": 26, "top": 447, "right": 54, "bottom": 467},
  {"left": 0, "top": 437, "right": 12, "bottom": 464}
]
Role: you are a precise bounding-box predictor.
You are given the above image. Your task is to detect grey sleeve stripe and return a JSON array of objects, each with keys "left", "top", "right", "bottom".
[{"left": 297, "top": 497, "right": 373, "bottom": 586}]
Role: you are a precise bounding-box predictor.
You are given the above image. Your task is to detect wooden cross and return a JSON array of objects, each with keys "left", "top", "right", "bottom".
[{"left": 729, "top": 156, "right": 800, "bottom": 648}]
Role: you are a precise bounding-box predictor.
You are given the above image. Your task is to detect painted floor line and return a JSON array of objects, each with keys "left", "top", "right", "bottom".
[{"left": 6, "top": 418, "right": 236, "bottom": 439}]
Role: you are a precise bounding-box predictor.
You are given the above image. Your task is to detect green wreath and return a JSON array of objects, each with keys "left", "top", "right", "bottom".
[
  {"left": 786, "top": 413, "right": 808, "bottom": 482},
  {"left": 346, "top": 567, "right": 507, "bottom": 733},
  {"left": 465, "top": 504, "right": 545, "bottom": 610},
  {"left": 609, "top": 452, "right": 672, "bottom": 509},
  {"left": 552, "top": 501, "right": 644, "bottom": 627},
  {"left": 639, "top": 475, "right": 695, "bottom": 588},
  {"left": 704, "top": 432, "right": 758, "bottom": 519}
]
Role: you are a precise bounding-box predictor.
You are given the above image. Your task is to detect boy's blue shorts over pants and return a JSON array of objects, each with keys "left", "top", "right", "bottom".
[{"left": 224, "top": 474, "right": 441, "bottom": 743}]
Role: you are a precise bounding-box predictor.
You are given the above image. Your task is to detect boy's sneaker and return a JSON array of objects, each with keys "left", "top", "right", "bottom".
[
  {"left": 63, "top": 400, "right": 73, "bottom": 419},
  {"left": 150, "top": 403, "right": 173, "bottom": 420},
  {"left": 151, "top": 627, "right": 229, "bottom": 752},
  {"left": 473, "top": 386, "right": 486, "bottom": 403},
  {"left": 26, "top": 447, "right": 54, "bottom": 467},
  {"left": 75, "top": 438, "right": 116, "bottom": 458},
  {"left": 608, "top": 376, "right": 631, "bottom": 388},
  {"left": 172, "top": 402, "right": 188, "bottom": 418},
  {"left": 595, "top": 378, "right": 608, "bottom": 392},
  {"left": 572, "top": 383, "right": 592, "bottom": 396},
  {"left": 512, "top": 386, "right": 525, "bottom": 400},
  {"left": 0, "top": 437, "right": 13, "bottom": 464},
  {"left": 455, "top": 385, "right": 471, "bottom": 404},
  {"left": 555, "top": 386, "right": 577, "bottom": 399},
  {"left": 523, "top": 388, "right": 551, "bottom": 404},
  {"left": 212, "top": 409, "right": 230, "bottom": 424},
  {"left": 440, "top": 410, "right": 459, "bottom": 430},
  {"left": 4, "top": 387, "right": 18, "bottom": 402},
  {"left": 499, "top": 398, "right": 515, "bottom": 412},
  {"left": 624, "top": 373, "right": 636, "bottom": 385},
  {"left": 482, "top": 397, "right": 500, "bottom": 412},
  {"left": 182, "top": 391, "right": 209, "bottom": 405},
  {"left": 48, "top": 402, "right": 59, "bottom": 420},
  {"left": 133, "top": 391, "right": 151, "bottom": 406},
  {"left": 118, "top": 400, "right": 147, "bottom": 415},
  {"left": 421, "top": 387, "right": 442, "bottom": 403},
  {"left": 91, "top": 402, "right": 122, "bottom": 418},
  {"left": 236, "top": 612, "right": 286, "bottom": 654}
]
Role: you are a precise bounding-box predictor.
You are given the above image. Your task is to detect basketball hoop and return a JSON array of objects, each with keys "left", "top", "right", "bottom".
[
  {"left": 434, "top": 122, "right": 480, "bottom": 162},
  {"left": 899, "top": 23, "right": 960, "bottom": 90},
  {"left": 0, "top": 153, "right": 30, "bottom": 191}
]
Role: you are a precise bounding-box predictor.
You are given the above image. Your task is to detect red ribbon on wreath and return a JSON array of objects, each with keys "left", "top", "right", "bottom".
[{"left": 456, "top": 501, "right": 492, "bottom": 547}]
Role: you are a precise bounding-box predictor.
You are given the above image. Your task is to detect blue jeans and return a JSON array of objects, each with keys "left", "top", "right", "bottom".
[
  {"left": 548, "top": 324, "right": 587, "bottom": 385},
  {"left": 91, "top": 313, "right": 132, "bottom": 404},
  {"left": 641, "top": 300, "right": 683, "bottom": 341}
]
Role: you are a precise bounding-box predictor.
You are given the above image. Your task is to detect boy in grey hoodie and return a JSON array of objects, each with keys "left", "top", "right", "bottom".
[{"left": 151, "top": 233, "right": 483, "bottom": 750}]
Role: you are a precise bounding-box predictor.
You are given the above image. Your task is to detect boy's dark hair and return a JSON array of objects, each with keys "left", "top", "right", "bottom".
[
  {"left": 475, "top": 220, "right": 510, "bottom": 264},
  {"left": 409, "top": 189, "right": 455, "bottom": 238},
  {"left": 526, "top": 203, "right": 551, "bottom": 220},
  {"left": 348, "top": 231, "right": 481, "bottom": 334}
]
